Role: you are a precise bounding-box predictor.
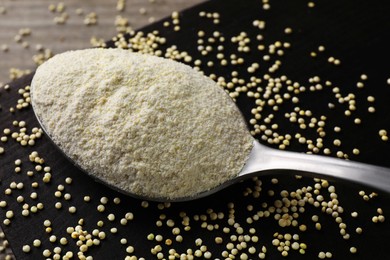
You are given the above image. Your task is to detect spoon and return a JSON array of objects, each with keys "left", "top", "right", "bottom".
[
  {"left": 34, "top": 107, "right": 390, "bottom": 202},
  {"left": 30, "top": 49, "right": 390, "bottom": 202}
]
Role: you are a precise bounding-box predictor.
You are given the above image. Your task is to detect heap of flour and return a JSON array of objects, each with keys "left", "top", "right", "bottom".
[{"left": 31, "top": 48, "right": 253, "bottom": 200}]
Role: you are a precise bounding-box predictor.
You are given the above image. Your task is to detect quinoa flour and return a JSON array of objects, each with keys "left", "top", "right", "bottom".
[{"left": 31, "top": 48, "right": 253, "bottom": 200}]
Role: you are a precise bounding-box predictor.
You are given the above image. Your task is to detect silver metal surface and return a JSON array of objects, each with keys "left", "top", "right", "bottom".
[
  {"left": 239, "top": 140, "right": 390, "bottom": 193},
  {"left": 177, "top": 139, "right": 390, "bottom": 202}
]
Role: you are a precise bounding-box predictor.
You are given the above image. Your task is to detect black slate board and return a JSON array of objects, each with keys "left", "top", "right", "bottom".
[{"left": 1, "top": 0, "right": 390, "bottom": 259}]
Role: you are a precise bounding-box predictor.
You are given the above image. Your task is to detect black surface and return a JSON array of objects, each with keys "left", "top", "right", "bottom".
[{"left": 1, "top": 0, "right": 390, "bottom": 259}]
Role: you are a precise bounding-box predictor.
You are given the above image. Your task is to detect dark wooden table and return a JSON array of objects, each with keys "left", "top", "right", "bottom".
[{"left": 1, "top": 0, "right": 390, "bottom": 260}]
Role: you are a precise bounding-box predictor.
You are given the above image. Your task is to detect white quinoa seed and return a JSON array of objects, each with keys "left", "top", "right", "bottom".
[
  {"left": 68, "top": 206, "right": 77, "bottom": 214},
  {"left": 22, "top": 245, "right": 31, "bottom": 253},
  {"left": 33, "top": 239, "right": 41, "bottom": 247}
]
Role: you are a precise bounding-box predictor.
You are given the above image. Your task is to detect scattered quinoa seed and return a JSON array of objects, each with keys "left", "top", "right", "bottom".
[{"left": 22, "top": 245, "right": 31, "bottom": 253}]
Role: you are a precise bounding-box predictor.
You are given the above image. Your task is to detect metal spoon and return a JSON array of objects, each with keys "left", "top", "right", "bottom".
[
  {"left": 30, "top": 49, "right": 390, "bottom": 202},
  {"left": 30, "top": 84, "right": 390, "bottom": 202},
  {"left": 34, "top": 100, "right": 390, "bottom": 202}
]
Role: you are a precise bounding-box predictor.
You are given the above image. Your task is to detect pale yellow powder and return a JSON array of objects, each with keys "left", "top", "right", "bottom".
[{"left": 31, "top": 48, "right": 253, "bottom": 200}]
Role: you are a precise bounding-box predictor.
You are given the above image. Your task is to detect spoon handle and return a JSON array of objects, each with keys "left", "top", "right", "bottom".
[{"left": 240, "top": 140, "right": 390, "bottom": 193}]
